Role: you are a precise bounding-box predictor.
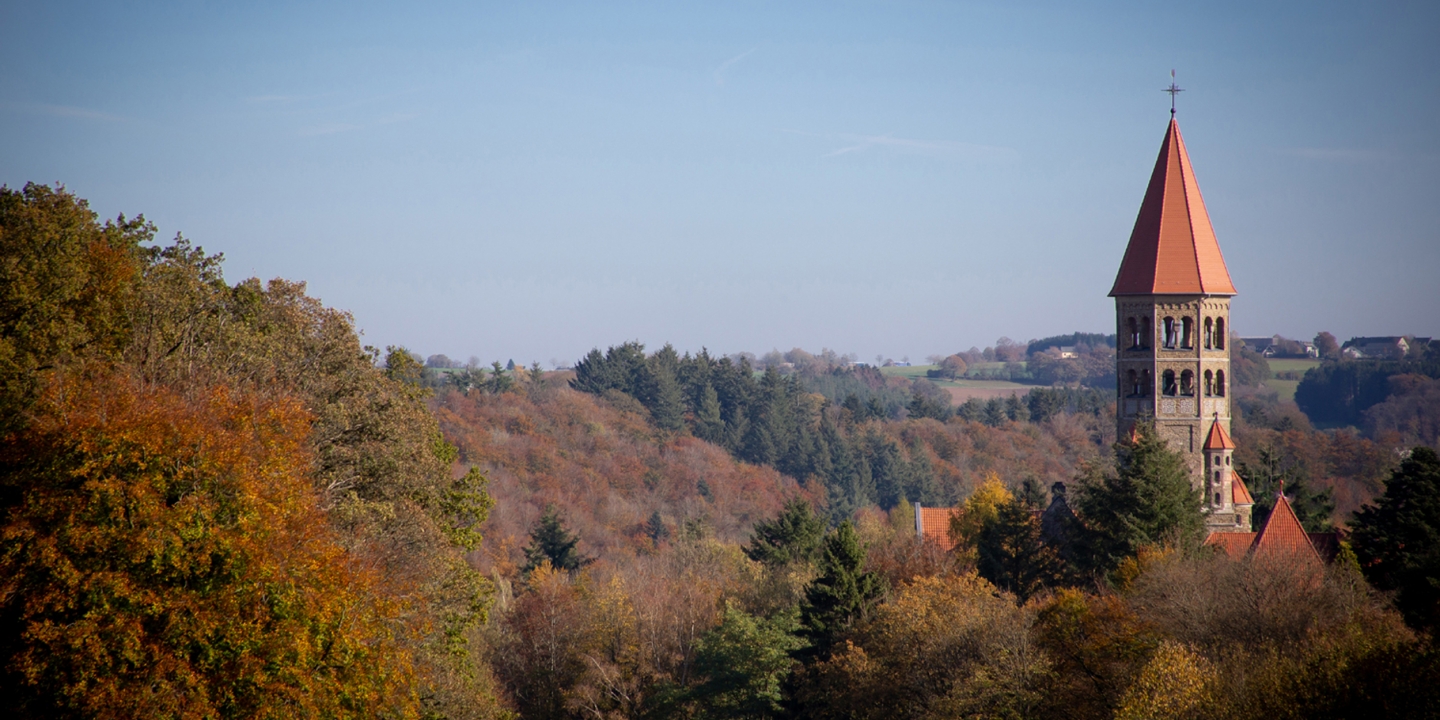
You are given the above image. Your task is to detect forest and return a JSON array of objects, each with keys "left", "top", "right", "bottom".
[{"left": 3, "top": 183, "right": 1440, "bottom": 719}]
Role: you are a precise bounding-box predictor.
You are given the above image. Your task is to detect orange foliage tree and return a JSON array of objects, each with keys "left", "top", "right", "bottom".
[{"left": 0, "top": 369, "right": 416, "bottom": 718}]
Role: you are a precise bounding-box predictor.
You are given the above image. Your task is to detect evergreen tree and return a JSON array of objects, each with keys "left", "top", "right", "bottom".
[
  {"left": 799, "top": 521, "right": 885, "bottom": 659},
  {"left": 1074, "top": 423, "right": 1204, "bottom": 576},
  {"left": 522, "top": 504, "right": 591, "bottom": 574},
  {"left": 1350, "top": 447, "right": 1440, "bottom": 632},
  {"left": 687, "top": 604, "right": 804, "bottom": 720},
  {"left": 976, "top": 498, "right": 1066, "bottom": 602},
  {"left": 745, "top": 498, "right": 826, "bottom": 567}
]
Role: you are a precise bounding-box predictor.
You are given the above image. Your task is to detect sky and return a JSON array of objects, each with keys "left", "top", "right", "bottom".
[{"left": 3, "top": 1, "right": 1437, "bottom": 367}]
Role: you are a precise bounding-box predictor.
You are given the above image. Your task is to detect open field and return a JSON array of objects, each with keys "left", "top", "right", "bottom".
[
  {"left": 944, "top": 384, "right": 1034, "bottom": 403},
  {"left": 1267, "top": 358, "right": 1321, "bottom": 402}
]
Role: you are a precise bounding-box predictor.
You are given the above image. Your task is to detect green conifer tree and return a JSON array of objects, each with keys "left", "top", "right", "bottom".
[
  {"left": 1074, "top": 423, "right": 1204, "bottom": 576},
  {"left": 799, "top": 521, "right": 885, "bottom": 659},
  {"left": 521, "top": 505, "right": 591, "bottom": 575},
  {"left": 745, "top": 498, "right": 826, "bottom": 567},
  {"left": 976, "top": 498, "right": 1065, "bottom": 602},
  {"left": 1351, "top": 447, "right": 1440, "bottom": 631}
]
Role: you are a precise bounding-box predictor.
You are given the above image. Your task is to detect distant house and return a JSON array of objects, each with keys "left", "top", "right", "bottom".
[
  {"left": 1341, "top": 336, "right": 1413, "bottom": 360},
  {"left": 1240, "top": 336, "right": 1276, "bottom": 355},
  {"left": 914, "top": 504, "right": 959, "bottom": 551},
  {"left": 1057, "top": 346, "right": 1079, "bottom": 359},
  {"left": 1240, "top": 335, "right": 1318, "bottom": 358}
]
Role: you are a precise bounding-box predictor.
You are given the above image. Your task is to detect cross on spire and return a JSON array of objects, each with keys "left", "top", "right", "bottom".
[{"left": 1164, "top": 70, "right": 1184, "bottom": 116}]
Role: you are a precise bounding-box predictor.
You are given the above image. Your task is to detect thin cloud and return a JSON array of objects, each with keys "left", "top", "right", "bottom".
[
  {"left": 787, "top": 130, "right": 1018, "bottom": 162},
  {"left": 9, "top": 102, "right": 127, "bottom": 122},
  {"left": 713, "top": 48, "right": 757, "bottom": 86}
]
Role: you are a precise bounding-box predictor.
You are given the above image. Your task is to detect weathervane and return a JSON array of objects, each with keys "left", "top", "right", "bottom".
[{"left": 1164, "top": 70, "right": 1184, "bottom": 116}]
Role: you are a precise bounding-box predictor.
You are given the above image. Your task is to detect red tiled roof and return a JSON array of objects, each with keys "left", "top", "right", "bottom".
[
  {"left": 1110, "top": 119, "right": 1237, "bottom": 297},
  {"left": 1252, "top": 494, "right": 1324, "bottom": 567},
  {"left": 916, "top": 506, "right": 959, "bottom": 551},
  {"left": 1232, "top": 473, "right": 1254, "bottom": 506},
  {"left": 1204, "top": 421, "right": 1236, "bottom": 451},
  {"left": 1205, "top": 531, "right": 1256, "bottom": 560}
]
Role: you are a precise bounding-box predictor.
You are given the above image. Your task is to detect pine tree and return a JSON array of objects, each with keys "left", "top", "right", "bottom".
[
  {"left": 1074, "top": 423, "right": 1204, "bottom": 576},
  {"left": 522, "top": 505, "right": 591, "bottom": 574},
  {"left": 1350, "top": 447, "right": 1440, "bottom": 632},
  {"left": 977, "top": 498, "right": 1066, "bottom": 602},
  {"left": 745, "top": 498, "right": 825, "bottom": 566},
  {"left": 799, "top": 521, "right": 885, "bottom": 659}
]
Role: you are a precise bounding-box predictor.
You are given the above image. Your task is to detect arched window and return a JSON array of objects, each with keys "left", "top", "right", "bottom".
[
  {"left": 1216, "top": 370, "right": 1226, "bottom": 397},
  {"left": 1127, "top": 369, "right": 1138, "bottom": 396},
  {"left": 1180, "top": 370, "right": 1195, "bottom": 396},
  {"left": 1181, "top": 317, "right": 1194, "bottom": 348},
  {"left": 1162, "top": 370, "right": 1177, "bottom": 396},
  {"left": 1204, "top": 318, "right": 1214, "bottom": 349},
  {"left": 1142, "top": 369, "right": 1152, "bottom": 396},
  {"left": 1215, "top": 318, "right": 1226, "bottom": 349},
  {"left": 1163, "top": 317, "right": 1177, "bottom": 348},
  {"left": 1127, "top": 318, "right": 1140, "bottom": 349},
  {"left": 1214, "top": 491, "right": 1222, "bottom": 505},
  {"left": 1204, "top": 370, "right": 1214, "bottom": 396},
  {"left": 1141, "top": 317, "right": 1152, "bottom": 349}
]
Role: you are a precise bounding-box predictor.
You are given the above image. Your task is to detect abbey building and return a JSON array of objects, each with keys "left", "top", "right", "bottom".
[{"left": 1109, "top": 119, "right": 1254, "bottom": 534}]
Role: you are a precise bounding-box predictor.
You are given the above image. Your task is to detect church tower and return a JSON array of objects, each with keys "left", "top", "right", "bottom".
[{"left": 1111, "top": 118, "right": 1249, "bottom": 532}]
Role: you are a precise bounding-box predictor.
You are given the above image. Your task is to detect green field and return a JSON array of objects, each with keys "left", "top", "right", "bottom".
[{"left": 1266, "top": 358, "right": 1320, "bottom": 402}]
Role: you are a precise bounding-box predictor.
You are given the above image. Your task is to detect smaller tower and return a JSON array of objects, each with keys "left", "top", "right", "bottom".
[{"left": 1202, "top": 419, "right": 1250, "bottom": 531}]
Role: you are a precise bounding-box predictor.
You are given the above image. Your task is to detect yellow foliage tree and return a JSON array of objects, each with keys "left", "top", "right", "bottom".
[
  {"left": 949, "top": 473, "right": 1012, "bottom": 559},
  {"left": 1113, "top": 641, "right": 1214, "bottom": 720}
]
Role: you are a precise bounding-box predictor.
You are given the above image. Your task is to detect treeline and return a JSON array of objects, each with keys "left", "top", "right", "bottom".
[
  {"left": 0, "top": 184, "right": 503, "bottom": 718},
  {"left": 1297, "top": 357, "right": 1440, "bottom": 428},
  {"left": 568, "top": 343, "right": 1113, "bottom": 522}
]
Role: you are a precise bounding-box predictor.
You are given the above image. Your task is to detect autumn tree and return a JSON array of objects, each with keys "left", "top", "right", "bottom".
[
  {"left": 1074, "top": 423, "right": 1204, "bottom": 576},
  {"left": 0, "top": 370, "right": 415, "bottom": 718},
  {"left": 1350, "top": 446, "right": 1440, "bottom": 631},
  {"left": 0, "top": 183, "right": 148, "bottom": 434}
]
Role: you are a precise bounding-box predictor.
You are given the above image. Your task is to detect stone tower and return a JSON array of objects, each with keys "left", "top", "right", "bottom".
[{"left": 1110, "top": 119, "right": 1251, "bottom": 532}]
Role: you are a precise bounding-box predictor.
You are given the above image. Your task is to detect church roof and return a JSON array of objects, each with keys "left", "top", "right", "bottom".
[
  {"left": 1110, "top": 119, "right": 1237, "bottom": 297},
  {"left": 1252, "top": 492, "right": 1323, "bottom": 565},
  {"left": 1204, "top": 421, "right": 1236, "bottom": 451}
]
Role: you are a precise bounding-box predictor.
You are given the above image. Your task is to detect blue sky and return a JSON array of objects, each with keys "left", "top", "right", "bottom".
[{"left": 3, "top": 1, "right": 1437, "bottom": 366}]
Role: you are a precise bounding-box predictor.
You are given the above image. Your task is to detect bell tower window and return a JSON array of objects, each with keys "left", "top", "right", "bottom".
[
  {"left": 1204, "top": 318, "right": 1214, "bottom": 349},
  {"left": 1162, "top": 370, "right": 1177, "bottom": 396},
  {"left": 1215, "top": 318, "right": 1226, "bottom": 349},
  {"left": 1181, "top": 317, "right": 1194, "bottom": 348},
  {"left": 1204, "top": 370, "right": 1214, "bottom": 396},
  {"left": 1215, "top": 370, "right": 1226, "bottom": 397},
  {"left": 1128, "top": 318, "right": 1140, "bottom": 349},
  {"left": 1180, "top": 370, "right": 1195, "bottom": 396}
]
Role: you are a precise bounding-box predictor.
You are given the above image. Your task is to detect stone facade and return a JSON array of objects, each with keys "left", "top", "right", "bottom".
[{"left": 1115, "top": 296, "right": 1248, "bottom": 532}]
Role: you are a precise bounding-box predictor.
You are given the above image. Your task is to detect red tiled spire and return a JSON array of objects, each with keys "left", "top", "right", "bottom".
[
  {"left": 1110, "top": 119, "right": 1237, "bottom": 297},
  {"left": 1204, "top": 421, "right": 1236, "bottom": 451},
  {"left": 1231, "top": 473, "right": 1254, "bottom": 506}
]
